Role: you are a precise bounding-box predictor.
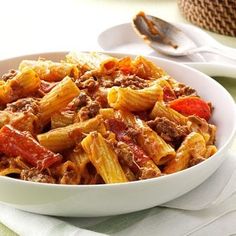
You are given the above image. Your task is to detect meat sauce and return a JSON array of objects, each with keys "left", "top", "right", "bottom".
[{"left": 106, "top": 119, "right": 151, "bottom": 168}]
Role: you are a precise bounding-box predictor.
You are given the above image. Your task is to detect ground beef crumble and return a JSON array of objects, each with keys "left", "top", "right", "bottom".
[
  {"left": 5, "top": 97, "right": 40, "bottom": 114},
  {"left": 1, "top": 69, "right": 18, "bottom": 81},
  {"left": 76, "top": 77, "right": 99, "bottom": 93},
  {"left": 69, "top": 93, "right": 101, "bottom": 121},
  {"left": 78, "top": 101, "right": 100, "bottom": 121},
  {"left": 101, "top": 73, "right": 149, "bottom": 89},
  {"left": 173, "top": 84, "right": 197, "bottom": 98},
  {"left": 68, "top": 93, "right": 90, "bottom": 111},
  {"left": 21, "top": 168, "right": 55, "bottom": 184},
  {"left": 115, "top": 141, "right": 137, "bottom": 168},
  {"left": 147, "top": 117, "right": 189, "bottom": 147}
]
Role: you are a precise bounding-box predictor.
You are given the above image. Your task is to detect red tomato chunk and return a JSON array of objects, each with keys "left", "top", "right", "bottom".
[{"left": 0, "top": 125, "right": 62, "bottom": 170}]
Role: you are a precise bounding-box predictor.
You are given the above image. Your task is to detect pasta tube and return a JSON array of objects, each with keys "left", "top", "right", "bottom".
[
  {"left": 132, "top": 55, "right": 165, "bottom": 79},
  {"left": 99, "top": 108, "right": 116, "bottom": 120},
  {"left": 0, "top": 156, "right": 29, "bottom": 176},
  {"left": 39, "top": 76, "right": 80, "bottom": 124},
  {"left": 0, "top": 110, "right": 15, "bottom": 128},
  {"left": 150, "top": 101, "right": 187, "bottom": 125},
  {"left": 37, "top": 115, "right": 106, "bottom": 152},
  {"left": 102, "top": 109, "right": 175, "bottom": 165},
  {"left": 115, "top": 110, "right": 137, "bottom": 127},
  {"left": 204, "top": 145, "right": 217, "bottom": 159},
  {"left": 81, "top": 131, "right": 128, "bottom": 184},
  {"left": 106, "top": 118, "right": 162, "bottom": 179},
  {"left": 0, "top": 68, "right": 40, "bottom": 104},
  {"left": 0, "top": 168, "right": 21, "bottom": 176},
  {"left": 68, "top": 148, "right": 104, "bottom": 184},
  {"left": 68, "top": 148, "right": 90, "bottom": 173},
  {"left": 100, "top": 108, "right": 174, "bottom": 166},
  {"left": 135, "top": 118, "right": 176, "bottom": 165},
  {"left": 108, "top": 81, "right": 163, "bottom": 111},
  {"left": 66, "top": 51, "right": 118, "bottom": 74},
  {"left": 19, "top": 59, "right": 79, "bottom": 81},
  {"left": 187, "top": 116, "right": 217, "bottom": 144},
  {"left": 57, "top": 161, "right": 81, "bottom": 185},
  {"left": 51, "top": 111, "right": 75, "bottom": 129},
  {"left": 99, "top": 108, "right": 136, "bottom": 127},
  {"left": 163, "top": 132, "right": 206, "bottom": 174}
]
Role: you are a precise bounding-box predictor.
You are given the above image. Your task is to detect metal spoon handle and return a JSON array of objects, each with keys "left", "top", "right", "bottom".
[{"left": 187, "top": 46, "right": 236, "bottom": 62}]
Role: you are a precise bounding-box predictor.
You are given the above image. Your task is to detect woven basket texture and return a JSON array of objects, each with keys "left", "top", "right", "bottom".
[{"left": 178, "top": 0, "right": 236, "bottom": 37}]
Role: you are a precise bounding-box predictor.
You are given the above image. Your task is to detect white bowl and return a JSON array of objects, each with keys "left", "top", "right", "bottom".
[{"left": 0, "top": 52, "right": 235, "bottom": 217}]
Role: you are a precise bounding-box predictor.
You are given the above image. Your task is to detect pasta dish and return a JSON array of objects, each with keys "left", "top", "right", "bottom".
[{"left": 0, "top": 52, "right": 217, "bottom": 185}]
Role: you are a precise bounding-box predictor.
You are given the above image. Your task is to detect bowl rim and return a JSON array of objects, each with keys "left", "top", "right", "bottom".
[{"left": 0, "top": 50, "right": 235, "bottom": 189}]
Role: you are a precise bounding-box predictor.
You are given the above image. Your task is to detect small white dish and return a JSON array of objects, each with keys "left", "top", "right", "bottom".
[
  {"left": 0, "top": 51, "right": 235, "bottom": 217},
  {"left": 98, "top": 23, "right": 236, "bottom": 78}
]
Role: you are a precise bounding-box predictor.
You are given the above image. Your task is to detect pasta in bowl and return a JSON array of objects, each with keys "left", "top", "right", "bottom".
[{"left": 0, "top": 51, "right": 235, "bottom": 217}]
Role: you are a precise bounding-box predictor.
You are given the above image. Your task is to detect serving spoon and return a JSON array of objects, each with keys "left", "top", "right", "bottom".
[{"left": 133, "top": 12, "right": 236, "bottom": 61}]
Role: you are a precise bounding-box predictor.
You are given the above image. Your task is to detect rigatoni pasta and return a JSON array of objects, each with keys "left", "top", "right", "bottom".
[
  {"left": 0, "top": 52, "right": 217, "bottom": 185},
  {"left": 150, "top": 101, "right": 188, "bottom": 125},
  {"left": 0, "top": 68, "right": 40, "bottom": 104},
  {"left": 108, "top": 81, "right": 163, "bottom": 111},
  {"left": 19, "top": 59, "right": 79, "bottom": 82},
  {"left": 163, "top": 132, "right": 206, "bottom": 174},
  {"left": 66, "top": 51, "right": 118, "bottom": 74},
  {"left": 39, "top": 76, "right": 80, "bottom": 124},
  {"left": 135, "top": 118, "right": 176, "bottom": 165},
  {"left": 81, "top": 132, "right": 128, "bottom": 184},
  {"left": 37, "top": 115, "right": 106, "bottom": 152}
]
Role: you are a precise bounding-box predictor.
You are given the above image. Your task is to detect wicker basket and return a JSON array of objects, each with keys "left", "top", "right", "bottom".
[{"left": 178, "top": 0, "right": 236, "bottom": 37}]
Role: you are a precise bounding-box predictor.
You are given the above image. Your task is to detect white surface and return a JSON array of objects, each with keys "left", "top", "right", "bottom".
[
  {"left": 97, "top": 23, "right": 236, "bottom": 77},
  {"left": 0, "top": 204, "right": 107, "bottom": 236},
  {"left": 0, "top": 51, "right": 235, "bottom": 217}
]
